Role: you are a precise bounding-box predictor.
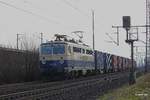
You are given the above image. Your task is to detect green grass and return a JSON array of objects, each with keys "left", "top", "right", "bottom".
[{"left": 98, "top": 73, "right": 150, "bottom": 100}]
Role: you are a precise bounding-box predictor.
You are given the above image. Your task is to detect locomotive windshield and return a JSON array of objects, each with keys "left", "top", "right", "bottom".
[{"left": 41, "top": 43, "right": 65, "bottom": 54}]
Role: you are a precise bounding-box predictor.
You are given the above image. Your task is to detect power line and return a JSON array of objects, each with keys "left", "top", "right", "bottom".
[
  {"left": 105, "top": 33, "right": 118, "bottom": 45},
  {"left": 0, "top": 0, "right": 59, "bottom": 24},
  {"left": 59, "top": 0, "right": 89, "bottom": 17},
  {"left": 22, "top": 0, "right": 90, "bottom": 28},
  {"left": 21, "top": 0, "right": 90, "bottom": 28},
  {"left": 23, "top": 0, "right": 46, "bottom": 11},
  {"left": 131, "top": 34, "right": 146, "bottom": 44},
  {"left": 2, "top": 0, "right": 92, "bottom": 37}
]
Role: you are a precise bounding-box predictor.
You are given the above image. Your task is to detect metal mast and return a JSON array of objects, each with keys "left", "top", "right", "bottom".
[
  {"left": 40, "top": 33, "right": 43, "bottom": 44},
  {"left": 92, "top": 10, "right": 95, "bottom": 51},
  {"left": 146, "top": 0, "right": 150, "bottom": 71}
]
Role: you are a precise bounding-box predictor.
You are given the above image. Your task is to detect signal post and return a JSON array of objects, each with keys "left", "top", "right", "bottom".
[
  {"left": 123, "top": 16, "right": 137, "bottom": 85},
  {"left": 113, "top": 16, "right": 138, "bottom": 85}
]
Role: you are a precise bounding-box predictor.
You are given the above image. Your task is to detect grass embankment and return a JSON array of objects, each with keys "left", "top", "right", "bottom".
[{"left": 98, "top": 73, "right": 150, "bottom": 100}]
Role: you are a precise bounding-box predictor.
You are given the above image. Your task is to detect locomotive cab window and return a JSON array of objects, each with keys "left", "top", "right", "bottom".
[
  {"left": 53, "top": 44, "right": 65, "bottom": 54},
  {"left": 41, "top": 43, "right": 65, "bottom": 54},
  {"left": 41, "top": 45, "right": 53, "bottom": 54}
]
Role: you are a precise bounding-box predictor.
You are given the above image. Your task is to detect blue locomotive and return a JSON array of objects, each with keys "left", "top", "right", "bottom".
[{"left": 39, "top": 34, "right": 135, "bottom": 77}]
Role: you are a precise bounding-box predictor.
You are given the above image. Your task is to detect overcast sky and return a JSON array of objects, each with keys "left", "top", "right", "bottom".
[{"left": 0, "top": 0, "right": 146, "bottom": 58}]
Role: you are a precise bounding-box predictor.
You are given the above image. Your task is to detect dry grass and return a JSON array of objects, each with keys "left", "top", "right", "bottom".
[{"left": 98, "top": 73, "right": 150, "bottom": 100}]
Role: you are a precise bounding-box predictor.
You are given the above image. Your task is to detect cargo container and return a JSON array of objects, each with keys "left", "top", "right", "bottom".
[
  {"left": 112, "top": 55, "right": 118, "bottom": 72},
  {"left": 105, "top": 53, "right": 113, "bottom": 73},
  {"left": 95, "top": 51, "right": 105, "bottom": 73},
  {"left": 117, "top": 56, "right": 123, "bottom": 71}
]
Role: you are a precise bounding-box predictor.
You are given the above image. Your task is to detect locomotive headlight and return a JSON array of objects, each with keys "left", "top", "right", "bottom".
[
  {"left": 42, "top": 60, "right": 46, "bottom": 64},
  {"left": 41, "top": 57, "right": 46, "bottom": 64},
  {"left": 59, "top": 60, "right": 64, "bottom": 64},
  {"left": 59, "top": 57, "right": 64, "bottom": 64}
]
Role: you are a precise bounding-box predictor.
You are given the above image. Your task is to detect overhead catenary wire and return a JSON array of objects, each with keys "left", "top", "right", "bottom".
[
  {"left": 22, "top": 0, "right": 49, "bottom": 12},
  {"left": 0, "top": 0, "right": 92, "bottom": 46},
  {"left": 17, "top": 0, "right": 90, "bottom": 26},
  {"left": 105, "top": 33, "right": 118, "bottom": 45},
  {"left": 0, "top": 0, "right": 59, "bottom": 24},
  {"left": 131, "top": 34, "right": 146, "bottom": 44},
  {"left": 1, "top": 0, "right": 89, "bottom": 29},
  {"left": 58, "top": 0, "right": 89, "bottom": 17}
]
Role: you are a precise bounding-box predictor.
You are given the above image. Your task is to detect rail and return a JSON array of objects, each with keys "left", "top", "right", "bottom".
[{"left": 0, "top": 72, "right": 129, "bottom": 100}]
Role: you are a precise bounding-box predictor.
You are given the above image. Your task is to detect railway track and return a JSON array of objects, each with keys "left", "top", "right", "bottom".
[
  {"left": 0, "top": 81, "right": 44, "bottom": 95},
  {"left": 0, "top": 72, "right": 129, "bottom": 100},
  {"left": 0, "top": 72, "right": 121, "bottom": 95}
]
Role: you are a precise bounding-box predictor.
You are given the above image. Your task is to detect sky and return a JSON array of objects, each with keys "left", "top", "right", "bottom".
[{"left": 0, "top": 0, "right": 146, "bottom": 59}]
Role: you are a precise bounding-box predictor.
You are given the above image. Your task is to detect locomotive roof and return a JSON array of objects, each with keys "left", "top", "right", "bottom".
[{"left": 41, "top": 41, "right": 92, "bottom": 50}]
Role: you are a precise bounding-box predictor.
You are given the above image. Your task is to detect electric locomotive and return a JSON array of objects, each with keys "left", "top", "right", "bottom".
[{"left": 39, "top": 34, "right": 94, "bottom": 77}]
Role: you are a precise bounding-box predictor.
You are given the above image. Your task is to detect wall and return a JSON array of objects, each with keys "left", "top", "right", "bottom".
[{"left": 0, "top": 47, "right": 39, "bottom": 84}]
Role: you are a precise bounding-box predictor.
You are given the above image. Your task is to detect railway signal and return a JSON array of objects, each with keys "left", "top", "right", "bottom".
[
  {"left": 112, "top": 16, "right": 141, "bottom": 85},
  {"left": 122, "top": 16, "right": 137, "bottom": 85}
]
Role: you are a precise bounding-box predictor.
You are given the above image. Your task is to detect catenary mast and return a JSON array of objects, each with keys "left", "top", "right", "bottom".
[{"left": 146, "top": 0, "right": 150, "bottom": 71}]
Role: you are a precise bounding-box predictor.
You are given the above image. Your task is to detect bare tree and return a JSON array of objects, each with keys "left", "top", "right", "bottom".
[
  {"left": 0, "top": 35, "right": 40, "bottom": 84},
  {"left": 20, "top": 34, "right": 40, "bottom": 81}
]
